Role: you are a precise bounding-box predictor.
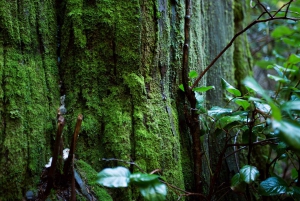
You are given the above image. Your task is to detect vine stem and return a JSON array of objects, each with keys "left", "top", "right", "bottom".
[{"left": 182, "top": 0, "right": 203, "bottom": 194}]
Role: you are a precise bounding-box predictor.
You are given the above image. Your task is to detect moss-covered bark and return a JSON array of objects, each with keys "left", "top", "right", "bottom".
[
  {"left": 0, "top": 0, "right": 253, "bottom": 200},
  {"left": 59, "top": 0, "right": 188, "bottom": 200},
  {"left": 0, "top": 0, "right": 59, "bottom": 199}
]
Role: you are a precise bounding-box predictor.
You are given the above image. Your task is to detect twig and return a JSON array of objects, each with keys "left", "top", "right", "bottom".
[
  {"left": 44, "top": 114, "right": 65, "bottom": 197},
  {"left": 63, "top": 114, "right": 83, "bottom": 176},
  {"left": 257, "top": 0, "right": 272, "bottom": 18},
  {"left": 164, "top": 181, "right": 208, "bottom": 201},
  {"left": 191, "top": 7, "right": 300, "bottom": 89}
]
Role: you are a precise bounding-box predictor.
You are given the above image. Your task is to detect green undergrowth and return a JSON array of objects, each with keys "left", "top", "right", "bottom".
[
  {"left": 75, "top": 159, "right": 113, "bottom": 201},
  {"left": 0, "top": 0, "right": 59, "bottom": 199}
]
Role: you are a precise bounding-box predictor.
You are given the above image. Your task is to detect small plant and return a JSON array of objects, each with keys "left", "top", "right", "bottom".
[{"left": 97, "top": 167, "right": 167, "bottom": 201}]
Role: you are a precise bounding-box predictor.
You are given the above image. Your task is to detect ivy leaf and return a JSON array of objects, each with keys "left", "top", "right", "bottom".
[
  {"left": 193, "top": 86, "right": 215, "bottom": 93},
  {"left": 234, "top": 99, "right": 250, "bottom": 110},
  {"left": 259, "top": 177, "right": 289, "bottom": 196},
  {"left": 139, "top": 180, "right": 167, "bottom": 201},
  {"left": 271, "top": 25, "right": 294, "bottom": 38},
  {"left": 272, "top": 119, "right": 300, "bottom": 151},
  {"left": 217, "top": 115, "right": 245, "bottom": 129},
  {"left": 221, "top": 78, "right": 241, "bottom": 96},
  {"left": 208, "top": 106, "right": 232, "bottom": 119},
  {"left": 243, "top": 77, "right": 269, "bottom": 101},
  {"left": 291, "top": 168, "right": 298, "bottom": 180},
  {"left": 189, "top": 70, "right": 198, "bottom": 79},
  {"left": 239, "top": 165, "right": 260, "bottom": 184},
  {"left": 195, "top": 92, "right": 206, "bottom": 113},
  {"left": 130, "top": 173, "right": 167, "bottom": 201},
  {"left": 178, "top": 84, "right": 184, "bottom": 92},
  {"left": 272, "top": 64, "right": 290, "bottom": 74},
  {"left": 291, "top": 186, "right": 300, "bottom": 196},
  {"left": 288, "top": 54, "right": 300, "bottom": 64},
  {"left": 97, "top": 167, "right": 130, "bottom": 187},
  {"left": 130, "top": 173, "right": 159, "bottom": 186},
  {"left": 231, "top": 173, "right": 246, "bottom": 193},
  {"left": 267, "top": 74, "right": 290, "bottom": 83},
  {"left": 243, "top": 77, "right": 281, "bottom": 121},
  {"left": 281, "top": 101, "right": 300, "bottom": 112}
]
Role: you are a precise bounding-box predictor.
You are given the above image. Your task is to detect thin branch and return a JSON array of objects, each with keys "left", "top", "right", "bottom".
[
  {"left": 272, "top": 0, "right": 294, "bottom": 17},
  {"left": 257, "top": 0, "right": 272, "bottom": 18},
  {"left": 227, "top": 137, "right": 278, "bottom": 147},
  {"left": 63, "top": 114, "right": 83, "bottom": 176},
  {"left": 191, "top": 15, "right": 300, "bottom": 89}
]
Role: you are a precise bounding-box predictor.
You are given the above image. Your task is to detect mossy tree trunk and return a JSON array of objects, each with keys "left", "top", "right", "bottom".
[
  {"left": 0, "top": 0, "right": 59, "bottom": 199},
  {"left": 0, "top": 0, "right": 251, "bottom": 200}
]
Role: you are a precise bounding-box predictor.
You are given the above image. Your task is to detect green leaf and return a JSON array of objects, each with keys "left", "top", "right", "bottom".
[
  {"left": 255, "top": 60, "right": 273, "bottom": 69},
  {"left": 291, "top": 168, "right": 298, "bottom": 180},
  {"left": 281, "top": 101, "right": 300, "bottom": 112},
  {"left": 97, "top": 167, "right": 131, "bottom": 187},
  {"left": 275, "top": 142, "right": 287, "bottom": 156},
  {"left": 288, "top": 54, "right": 300, "bottom": 64},
  {"left": 139, "top": 180, "right": 167, "bottom": 201},
  {"left": 291, "top": 186, "right": 300, "bottom": 196},
  {"left": 189, "top": 70, "right": 198, "bottom": 79},
  {"left": 271, "top": 25, "right": 294, "bottom": 38},
  {"left": 270, "top": 102, "right": 282, "bottom": 121},
  {"left": 208, "top": 106, "right": 232, "bottom": 119},
  {"left": 272, "top": 119, "right": 300, "bottom": 151},
  {"left": 231, "top": 173, "right": 246, "bottom": 193},
  {"left": 267, "top": 74, "right": 290, "bottom": 83},
  {"left": 221, "top": 78, "right": 241, "bottom": 96},
  {"left": 243, "top": 77, "right": 269, "bottom": 101},
  {"left": 273, "top": 64, "right": 296, "bottom": 74},
  {"left": 195, "top": 92, "right": 206, "bottom": 113},
  {"left": 234, "top": 99, "right": 250, "bottom": 110},
  {"left": 217, "top": 115, "right": 245, "bottom": 129},
  {"left": 130, "top": 173, "right": 159, "bottom": 186},
  {"left": 259, "top": 177, "right": 289, "bottom": 196},
  {"left": 282, "top": 37, "right": 297, "bottom": 47},
  {"left": 178, "top": 84, "right": 184, "bottom": 92},
  {"left": 193, "top": 86, "right": 215, "bottom": 93},
  {"left": 239, "top": 165, "right": 260, "bottom": 184},
  {"left": 243, "top": 77, "right": 281, "bottom": 120}
]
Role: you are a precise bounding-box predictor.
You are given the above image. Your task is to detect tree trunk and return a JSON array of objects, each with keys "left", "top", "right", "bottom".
[
  {"left": 0, "top": 1, "right": 59, "bottom": 199},
  {"left": 0, "top": 0, "right": 251, "bottom": 200}
]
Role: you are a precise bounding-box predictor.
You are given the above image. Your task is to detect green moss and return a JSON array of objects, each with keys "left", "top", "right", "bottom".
[
  {"left": 75, "top": 159, "right": 113, "bottom": 201},
  {"left": 233, "top": 0, "right": 253, "bottom": 93},
  {"left": 59, "top": 1, "right": 188, "bottom": 200},
  {"left": 0, "top": 0, "right": 59, "bottom": 199}
]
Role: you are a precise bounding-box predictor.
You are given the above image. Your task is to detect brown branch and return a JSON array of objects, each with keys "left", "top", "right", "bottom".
[
  {"left": 227, "top": 137, "right": 278, "bottom": 147},
  {"left": 182, "top": 0, "right": 203, "bottom": 194},
  {"left": 182, "top": 0, "right": 192, "bottom": 99},
  {"left": 257, "top": 0, "right": 272, "bottom": 18},
  {"left": 272, "top": 0, "right": 294, "bottom": 17},
  {"left": 63, "top": 114, "right": 83, "bottom": 176},
  {"left": 44, "top": 114, "right": 65, "bottom": 197},
  {"left": 284, "top": 1, "right": 293, "bottom": 17},
  {"left": 191, "top": 14, "right": 299, "bottom": 89},
  {"left": 207, "top": 138, "right": 230, "bottom": 200},
  {"left": 163, "top": 181, "right": 208, "bottom": 201}
]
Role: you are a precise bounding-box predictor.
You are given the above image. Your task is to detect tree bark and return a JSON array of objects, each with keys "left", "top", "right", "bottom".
[{"left": 0, "top": 0, "right": 252, "bottom": 200}]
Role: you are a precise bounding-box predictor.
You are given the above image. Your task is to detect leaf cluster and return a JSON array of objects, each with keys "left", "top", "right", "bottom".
[{"left": 97, "top": 167, "right": 167, "bottom": 201}]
